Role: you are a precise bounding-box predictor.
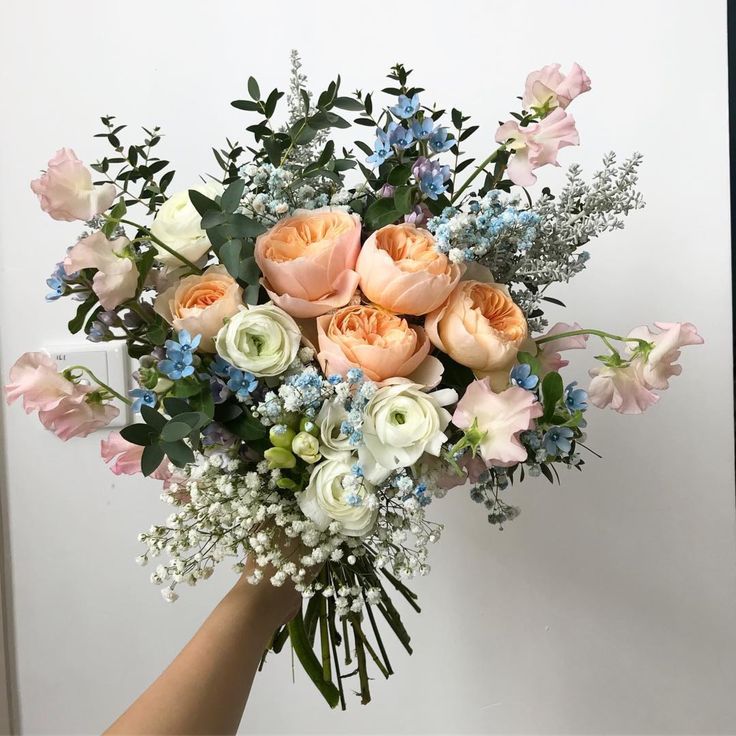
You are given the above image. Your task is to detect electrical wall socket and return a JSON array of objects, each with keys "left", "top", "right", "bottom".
[{"left": 45, "top": 342, "right": 129, "bottom": 428}]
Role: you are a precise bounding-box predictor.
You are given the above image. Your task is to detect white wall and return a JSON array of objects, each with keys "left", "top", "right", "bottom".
[{"left": 1, "top": 0, "right": 734, "bottom": 733}]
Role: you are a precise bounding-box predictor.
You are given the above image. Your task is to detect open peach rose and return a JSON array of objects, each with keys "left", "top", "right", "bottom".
[
  {"left": 317, "top": 305, "right": 443, "bottom": 387},
  {"left": 356, "top": 223, "right": 464, "bottom": 315},
  {"left": 255, "top": 207, "right": 361, "bottom": 318},
  {"left": 154, "top": 265, "right": 243, "bottom": 352},
  {"left": 425, "top": 280, "right": 528, "bottom": 390}
]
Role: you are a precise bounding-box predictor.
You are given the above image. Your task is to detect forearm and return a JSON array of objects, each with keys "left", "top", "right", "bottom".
[{"left": 105, "top": 578, "right": 298, "bottom": 735}]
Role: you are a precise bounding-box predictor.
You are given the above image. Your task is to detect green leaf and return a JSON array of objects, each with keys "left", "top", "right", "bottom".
[
  {"left": 135, "top": 248, "right": 156, "bottom": 293},
  {"left": 393, "top": 186, "right": 413, "bottom": 214},
  {"left": 120, "top": 423, "right": 157, "bottom": 446},
  {"left": 364, "top": 197, "right": 400, "bottom": 229},
  {"left": 68, "top": 294, "right": 98, "bottom": 334},
  {"left": 238, "top": 256, "right": 259, "bottom": 284},
  {"left": 315, "top": 140, "right": 335, "bottom": 168},
  {"left": 541, "top": 371, "right": 564, "bottom": 421},
  {"left": 170, "top": 378, "right": 204, "bottom": 398},
  {"left": 229, "top": 213, "right": 267, "bottom": 238},
  {"left": 172, "top": 411, "right": 209, "bottom": 430},
  {"left": 163, "top": 397, "right": 191, "bottom": 416},
  {"left": 247, "top": 76, "right": 261, "bottom": 100},
  {"left": 263, "top": 137, "right": 283, "bottom": 166},
  {"left": 333, "top": 96, "right": 364, "bottom": 111},
  {"left": 244, "top": 284, "right": 260, "bottom": 304},
  {"left": 226, "top": 410, "right": 266, "bottom": 440},
  {"left": 140, "top": 404, "right": 166, "bottom": 431},
  {"left": 160, "top": 440, "right": 195, "bottom": 468},
  {"left": 517, "top": 351, "right": 542, "bottom": 376},
  {"left": 201, "top": 210, "right": 228, "bottom": 229},
  {"left": 141, "top": 444, "right": 165, "bottom": 477},
  {"left": 231, "top": 99, "right": 260, "bottom": 112},
  {"left": 188, "top": 189, "right": 220, "bottom": 217},
  {"left": 387, "top": 164, "right": 412, "bottom": 186},
  {"left": 263, "top": 89, "right": 283, "bottom": 118},
  {"left": 145, "top": 321, "right": 168, "bottom": 346},
  {"left": 221, "top": 179, "right": 245, "bottom": 213},
  {"left": 219, "top": 239, "right": 242, "bottom": 277},
  {"left": 189, "top": 388, "right": 215, "bottom": 420},
  {"left": 160, "top": 421, "right": 192, "bottom": 442}
]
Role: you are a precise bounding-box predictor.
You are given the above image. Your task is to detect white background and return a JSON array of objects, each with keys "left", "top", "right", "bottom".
[{"left": 0, "top": 0, "right": 734, "bottom": 733}]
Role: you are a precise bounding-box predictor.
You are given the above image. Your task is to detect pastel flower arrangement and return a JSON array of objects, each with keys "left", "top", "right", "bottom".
[{"left": 5, "top": 53, "right": 701, "bottom": 708}]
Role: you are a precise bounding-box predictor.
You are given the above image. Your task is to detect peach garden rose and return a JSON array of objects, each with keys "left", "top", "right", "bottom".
[
  {"left": 154, "top": 265, "right": 243, "bottom": 352},
  {"left": 254, "top": 207, "right": 361, "bottom": 318},
  {"left": 425, "top": 279, "right": 528, "bottom": 390},
  {"left": 316, "top": 304, "right": 442, "bottom": 386},
  {"left": 356, "top": 223, "right": 464, "bottom": 315}
]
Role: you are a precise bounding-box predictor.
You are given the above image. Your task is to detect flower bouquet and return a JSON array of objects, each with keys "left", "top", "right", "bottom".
[{"left": 5, "top": 54, "right": 702, "bottom": 708}]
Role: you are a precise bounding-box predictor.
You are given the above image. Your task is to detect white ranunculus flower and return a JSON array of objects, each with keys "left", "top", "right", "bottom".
[
  {"left": 150, "top": 181, "right": 223, "bottom": 266},
  {"left": 316, "top": 398, "right": 353, "bottom": 459},
  {"left": 214, "top": 304, "right": 301, "bottom": 376},
  {"left": 297, "top": 453, "right": 378, "bottom": 537},
  {"left": 360, "top": 383, "right": 458, "bottom": 483}
]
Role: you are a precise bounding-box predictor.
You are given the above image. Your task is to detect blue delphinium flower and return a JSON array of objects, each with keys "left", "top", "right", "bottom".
[
  {"left": 129, "top": 387, "right": 157, "bottom": 413},
  {"left": 390, "top": 93, "right": 420, "bottom": 119},
  {"left": 510, "top": 363, "right": 539, "bottom": 390},
  {"left": 387, "top": 122, "right": 414, "bottom": 150},
  {"left": 366, "top": 128, "right": 392, "bottom": 167},
  {"left": 165, "top": 329, "right": 201, "bottom": 356},
  {"left": 565, "top": 381, "right": 588, "bottom": 412},
  {"left": 543, "top": 426, "right": 574, "bottom": 456},
  {"left": 428, "top": 126, "right": 454, "bottom": 153},
  {"left": 226, "top": 369, "right": 258, "bottom": 400},
  {"left": 158, "top": 349, "right": 194, "bottom": 380},
  {"left": 411, "top": 118, "right": 433, "bottom": 140}
]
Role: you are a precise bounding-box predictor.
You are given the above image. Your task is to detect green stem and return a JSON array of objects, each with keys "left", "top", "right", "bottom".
[
  {"left": 451, "top": 147, "right": 500, "bottom": 203},
  {"left": 65, "top": 365, "right": 131, "bottom": 405},
  {"left": 119, "top": 218, "right": 203, "bottom": 274},
  {"left": 535, "top": 328, "right": 644, "bottom": 347}
]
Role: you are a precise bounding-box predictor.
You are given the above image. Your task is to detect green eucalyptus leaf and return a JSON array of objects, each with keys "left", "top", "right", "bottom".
[
  {"left": 247, "top": 76, "right": 261, "bottom": 101},
  {"left": 160, "top": 421, "right": 193, "bottom": 442},
  {"left": 141, "top": 444, "right": 166, "bottom": 477},
  {"left": 201, "top": 210, "right": 228, "bottom": 229},
  {"left": 229, "top": 213, "right": 267, "bottom": 238},
  {"left": 188, "top": 189, "right": 220, "bottom": 217},
  {"left": 231, "top": 99, "right": 260, "bottom": 112},
  {"left": 221, "top": 179, "right": 245, "bottom": 213},
  {"left": 333, "top": 96, "right": 364, "bottom": 111},
  {"left": 238, "top": 256, "right": 259, "bottom": 283},
  {"left": 120, "top": 423, "right": 157, "bottom": 447},
  {"left": 163, "top": 397, "right": 192, "bottom": 416},
  {"left": 393, "top": 186, "right": 413, "bottom": 214},
  {"left": 161, "top": 440, "right": 195, "bottom": 468},
  {"left": 541, "top": 371, "right": 564, "bottom": 421},
  {"left": 244, "top": 284, "right": 260, "bottom": 304},
  {"left": 219, "top": 239, "right": 242, "bottom": 277},
  {"left": 140, "top": 404, "right": 165, "bottom": 430}
]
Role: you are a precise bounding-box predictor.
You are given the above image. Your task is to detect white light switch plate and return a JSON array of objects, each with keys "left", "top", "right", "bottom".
[{"left": 45, "top": 342, "right": 130, "bottom": 428}]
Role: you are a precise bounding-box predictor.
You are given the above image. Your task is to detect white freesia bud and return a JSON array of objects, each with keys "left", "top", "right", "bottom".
[
  {"left": 150, "top": 181, "right": 223, "bottom": 266},
  {"left": 291, "top": 431, "right": 321, "bottom": 464},
  {"left": 297, "top": 454, "right": 377, "bottom": 537},
  {"left": 359, "top": 383, "right": 457, "bottom": 483},
  {"left": 214, "top": 304, "right": 301, "bottom": 376}
]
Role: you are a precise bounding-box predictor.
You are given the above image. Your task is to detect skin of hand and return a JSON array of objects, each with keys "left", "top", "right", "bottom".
[{"left": 105, "top": 552, "right": 306, "bottom": 736}]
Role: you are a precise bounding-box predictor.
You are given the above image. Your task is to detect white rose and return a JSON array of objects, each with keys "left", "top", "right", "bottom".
[
  {"left": 150, "top": 181, "right": 223, "bottom": 266},
  {"left": 359, "top": 383, "right": 457, "bottom": 483},
  {"left": 316, "top": 398, "right": 353, "bottom": 459},
  {"left": 297, "top": 454, "right": 377, "bottom": 537},
  {"left": 292, "top": 431, "right": 321, "bottom": 464},
  {"left": 215, "top": 304, "right": 301, "bottom": 376}
]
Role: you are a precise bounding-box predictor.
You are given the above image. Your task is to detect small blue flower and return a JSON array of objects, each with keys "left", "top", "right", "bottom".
[
  {"left": 366, "top": 128, "right": 392, "bottom": 167},
  {"left": 351, "top": 463, "right": 364, "bottom": 477},
  {"left": 129, "top": 387, "right": 157, "bottom": 413},
  {"left": 158, "top": 349, "right": 195, "bottom": 380},
  {"left": 543, "top": 426, "right": 574, "bottom": 456},
  {"left": 510, "top": 363, "right": 539, "bottom": 390},
  {"left": 327, "top": 374, "right": 342, "bottom": 385},
  {"left": 165, "top": 329, "right": 201, "bottom": 356},
  {"left": 87, "top": 321, "right": 108, "bottom": 343},
  {"left": 210, "top": 355, "right": 235, "bottom": 379},
  {"left": 388, "top": 122, "right": 414, "bottom": 150},
  {"left": 226, "top": 369, "right": 258, "bottom": 399},
  {"left": 565, "top": 381, "right": 588, "bottom": 412},
  {"left": 411, "top": 118, "right": 433, "bottom": 140},
  {"left": 419, "top": 171, "right": 448, "bottom": 200},
  {"left": 45, "top": 262, "right": 72, "bottom": 302},
  {"left": 346, "top": 367, "right": 364, "bottom": 383},
  {"left": 390, "top": 93, "right": 420, "bottom": 119},
  {"left": 428, "top": 126, "right": 454, "bottom": 153}
]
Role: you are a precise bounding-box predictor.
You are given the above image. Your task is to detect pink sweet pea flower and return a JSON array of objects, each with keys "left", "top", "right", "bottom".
[
  {"left": 537, "top": 322, "right": 589, "bottom": 374},
  {"left": 4, "top": 352, "right": 77, "bottom": 412},
  {"left": 627, "top": 322, "right": 704, "bottom": 390},
  {"left": 453, "top": 380, "right": 543, "bottom": 466},
  {"left": 30, "top": 148, "right": 116, "bottom": 221},
  {"left": 38, "top": 388, "right": 119, "bottom": 440},
  {"left": 5, "top": 352, "right": 119, "bottom": 439},
  {"left": 522, "top": 63, "right": 591, "bottom": 111},
  {"left": 496, "top": 108, "right": 580, "bottom": 187},
  {"left": 64, "top": 232, "right": 139, "bottom": 310},
  {"left": 101, "top": 431, "right": 172, "bottom": 481},
  {"left": 588, "top": 363, "right": 659, "bottom": 415}
]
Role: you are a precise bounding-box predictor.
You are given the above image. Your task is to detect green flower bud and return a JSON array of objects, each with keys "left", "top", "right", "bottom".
[
  {"left": 299, "top": 417, "right": 319, "bottom": 436},
  {"left": 291, "top": 431, "right": 321, "bottom": 464},
  {"left": 264, "top": 447, "right": 297, "bottom": 469},
  {"left": 269, "top": 424, "right": 296, "bottom": 448},
  {"left": 138, "top": 366, "right": 159, "bottom": 390}
]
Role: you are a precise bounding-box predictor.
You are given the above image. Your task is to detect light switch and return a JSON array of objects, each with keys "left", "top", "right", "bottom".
[{"left": 45, "top": 342, "right": 130, "bottom": 428}]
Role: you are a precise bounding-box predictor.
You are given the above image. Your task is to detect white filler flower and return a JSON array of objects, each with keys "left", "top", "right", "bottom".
[
  {"left": 151, "top": 181, "right": 223, "bottom": 266},
  {"left": 297, "top": 454, "right": 378, "bottom": 537},
  {"left": 215, "top": 303, "right": 301, "bottom": 376},
  {"left": 360, "top": 383, "right": 457, "bottom": 483}
]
